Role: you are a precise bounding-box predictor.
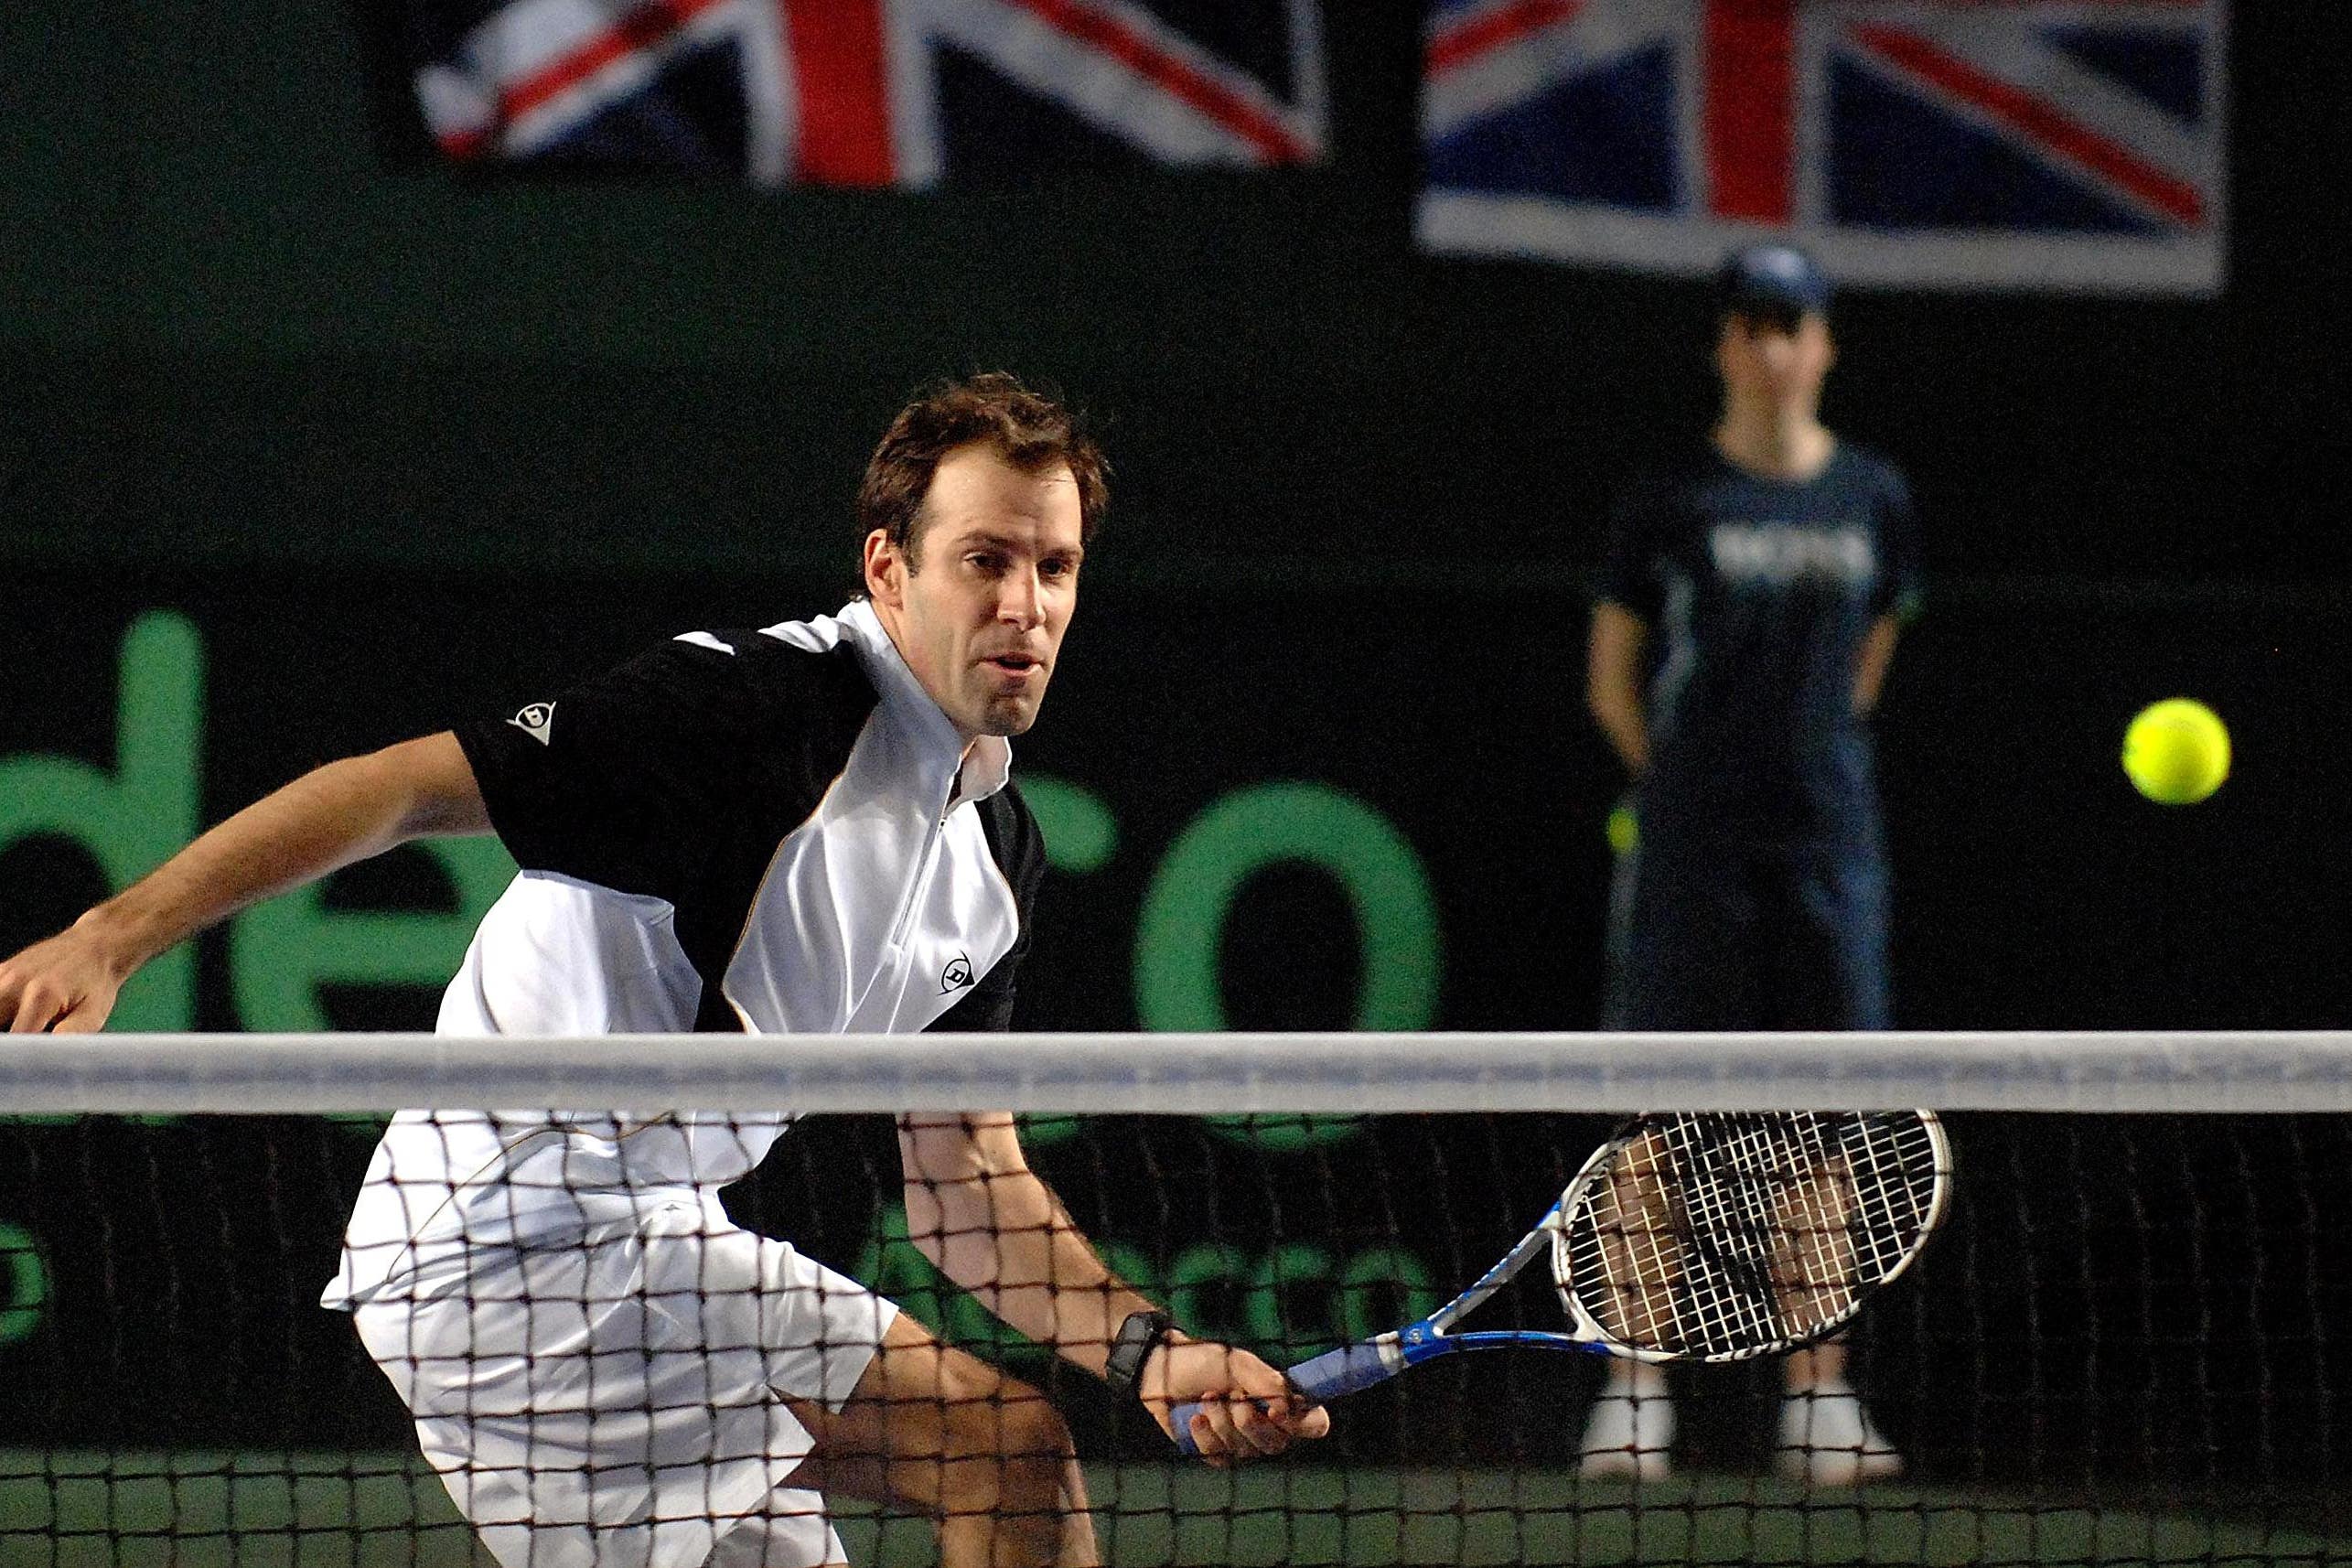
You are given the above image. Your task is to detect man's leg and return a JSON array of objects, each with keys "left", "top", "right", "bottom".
[
  {"left": 1604, "top": 845, "right": 1766, "bottom": 1033},
  {"left": 1589, "top": 845, "right": 1762, "bottom": 1477},
  {"left": 781, "top": 1313, "right": 1098, "bottom": 1568},
  {"left": 1771, "top": 852, "right": 1901, "bottom": 1481},
  {"left": 698, "top": 1488, "right": 849, "bottom": 1568}
]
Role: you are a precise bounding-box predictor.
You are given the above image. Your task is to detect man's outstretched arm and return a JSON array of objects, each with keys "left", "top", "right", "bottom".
[
  {"left": 898, "top": 1112, "right": 1331, "bottom": 1463},
  {"left": 1, "top": 733, "right": 488, "bottom": 1033}
]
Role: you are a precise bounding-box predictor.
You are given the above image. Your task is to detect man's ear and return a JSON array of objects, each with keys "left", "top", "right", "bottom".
[{"left": 863, "top": 529, "right": 904, "bottom": 608}]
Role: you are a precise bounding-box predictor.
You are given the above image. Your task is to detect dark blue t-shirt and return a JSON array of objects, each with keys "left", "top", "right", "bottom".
[{"left": 1597, "top": 440, "right": 1921, "bottom": 854}]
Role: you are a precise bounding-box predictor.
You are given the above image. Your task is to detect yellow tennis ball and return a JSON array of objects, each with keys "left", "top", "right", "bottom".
[
  {"left": 1606, "top": 800, "right": 1639, "bottom": 856},
  {"left": 2122, "top": 699, "right": 2230, "bottom": 805}
]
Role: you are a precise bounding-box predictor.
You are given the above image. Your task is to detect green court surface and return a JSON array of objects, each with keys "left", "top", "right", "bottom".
[{"left": 4, "top": 1454, "right": 2344, "bottom": 1567}]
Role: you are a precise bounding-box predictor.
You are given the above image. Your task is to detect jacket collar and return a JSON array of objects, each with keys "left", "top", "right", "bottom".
[{"left": 838, "top": 597, "right": 1013, "bottom": 810}]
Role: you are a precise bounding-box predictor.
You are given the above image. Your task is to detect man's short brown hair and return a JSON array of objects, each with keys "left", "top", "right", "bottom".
[{"left": 856, "top": 372, "right": 1109, "bottom": 581}]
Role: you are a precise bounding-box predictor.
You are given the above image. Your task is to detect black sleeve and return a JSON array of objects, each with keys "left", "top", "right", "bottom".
[
  {"left": 453, "top": 635, "right": 771, "bottom": 900},
  {"left": 1594, "top": 470, "right": 1670, "bottom": 622},
  {"left": 929, "top": 784, "right": 1047, "bottom": 1033},
  {"left": 1872, "top": 462, "right": 1926, "bottom": 621}
]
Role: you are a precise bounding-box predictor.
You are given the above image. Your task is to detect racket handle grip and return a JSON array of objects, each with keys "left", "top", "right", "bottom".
[{"left": 1167, "top": 1343, "right": 1395, "bottom": 1457}]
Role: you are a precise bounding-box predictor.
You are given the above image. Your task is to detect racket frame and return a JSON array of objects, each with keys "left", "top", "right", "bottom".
[{"left": 1170, "top": 1108, "right": 1949, "bottom": 1452}]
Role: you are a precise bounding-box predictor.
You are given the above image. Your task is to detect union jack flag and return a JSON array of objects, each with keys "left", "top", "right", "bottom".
[
  {"left": 403, "top": 0, "right": 1326, "bottom": 186},
  {"left": 1418, "top": 0, "right": 2225, "bottom": 295}
]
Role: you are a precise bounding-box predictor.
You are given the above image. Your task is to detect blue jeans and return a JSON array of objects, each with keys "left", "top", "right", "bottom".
[{"left": 1604, "top": 840, "right": 1890, "bottom": 1031}]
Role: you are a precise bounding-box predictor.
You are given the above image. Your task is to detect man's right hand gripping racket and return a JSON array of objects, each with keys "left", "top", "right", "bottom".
[{"left": 1172, "top": 1109, "right": 1951, "bottom": 1455}]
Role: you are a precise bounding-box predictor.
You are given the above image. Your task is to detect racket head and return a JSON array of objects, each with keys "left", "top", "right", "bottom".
[{"left": 1549, "top": 1110, "right": 1951, "bottom": 1363}]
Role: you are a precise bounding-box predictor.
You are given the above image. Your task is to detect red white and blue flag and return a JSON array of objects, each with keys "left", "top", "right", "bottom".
[
  {"left": 404, "top": 0, "right": 1326, "bottom": 187},
  {"left": 1418, "top": 1, "right": 2225, "bottom": 295}
]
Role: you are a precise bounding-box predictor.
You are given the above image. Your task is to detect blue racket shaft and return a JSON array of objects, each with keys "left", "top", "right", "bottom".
[{"left": 1166, "top": 1193, "right": 1581, "bottom": 1457}]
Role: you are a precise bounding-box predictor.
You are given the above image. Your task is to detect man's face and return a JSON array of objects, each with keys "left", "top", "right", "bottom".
[
  {"left": 863, "top": 443, "right": 1084, "bottom": 742},
  {"left": 1717, "top": 308, "right": 1835, "bottom": 412}
]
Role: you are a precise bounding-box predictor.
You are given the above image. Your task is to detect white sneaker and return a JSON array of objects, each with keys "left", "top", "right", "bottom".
[
  {"left": 1578, "top": 1385, "right": 1675, "bottom": 1480},
  {"left": 1776, "top": 1383, "right": 1903, "bottom": 1486}
]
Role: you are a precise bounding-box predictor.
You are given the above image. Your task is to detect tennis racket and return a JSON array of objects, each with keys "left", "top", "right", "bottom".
[{"left": 1171, "top": 1108, "right": 1950, "bottom": 1455}]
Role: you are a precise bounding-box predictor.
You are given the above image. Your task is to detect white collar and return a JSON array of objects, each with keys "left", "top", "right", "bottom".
[{"left": 837, "top": 598, "right": 1014, "bottom": 810}]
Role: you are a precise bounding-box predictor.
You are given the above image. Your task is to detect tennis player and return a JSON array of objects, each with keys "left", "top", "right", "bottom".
[
  {"left": 0, "top": 372, "right": 1326, "bottom": 1567},
  {"left": 1581, "top": 247, "right": 1921, "bottom": 1485}
]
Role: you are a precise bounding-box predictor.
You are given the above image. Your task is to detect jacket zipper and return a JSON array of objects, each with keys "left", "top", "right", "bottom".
[{"left": 888, "top": 788, "right": 955, "bottom": 949}]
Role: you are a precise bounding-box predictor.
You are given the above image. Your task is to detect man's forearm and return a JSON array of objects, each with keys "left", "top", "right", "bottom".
[
  {"left": 896, "top": 1115, "right": 1336, "bottom": 1458},
  {"left": 906, "top": 1164, "right": 1158, "bottom": 1374},
  {"left": 900, "top": 1112, "right": 1164, "bottom": 1374},
  {"left": 1853, "top": 615, "right": 1900, "bottom": 714},
  {"left": 79, "top": 736, "right": 485, "bottom": 973},
  {"left": 1590, "top": 693, "right": 1650, "bottom": 777},
  {"left": 1586, "top": 603, "right": 1653, "bottom": 777},
  {"left": 5, "top": 733, "right": 488, "bottom": 1033}
]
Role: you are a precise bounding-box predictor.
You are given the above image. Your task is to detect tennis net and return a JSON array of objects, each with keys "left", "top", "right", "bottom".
[{"left": 2, "top": 1030, "right": 2348, "bottom": 1567}]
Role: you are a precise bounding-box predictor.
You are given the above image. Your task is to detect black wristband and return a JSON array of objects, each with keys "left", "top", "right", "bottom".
[{"left": 1103, "top": 1309, "right": 1173, "bottom": 1399}]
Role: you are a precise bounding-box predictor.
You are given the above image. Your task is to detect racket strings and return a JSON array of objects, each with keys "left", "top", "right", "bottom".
[
  {"left": 1662, "top": 1114, "right": 1839, "bottom": 1348},
  {"left": 1555, "top": 1111, "right": 1944, "bottom": 1359},
  {"left": 1590, "top": 1124, "right": 1691, "bottom": 1348},
  {"left": 1676, "top": 1115, "right": 1835, "bottom": 1343},
  {"left": 1838, "top": 1112, "right": 1938, "bottom": 1279}
]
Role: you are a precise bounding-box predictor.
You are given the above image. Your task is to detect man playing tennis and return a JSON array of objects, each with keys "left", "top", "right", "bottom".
[{"left": 0, "top": 372, "right": 1326, "bottom": 1567}]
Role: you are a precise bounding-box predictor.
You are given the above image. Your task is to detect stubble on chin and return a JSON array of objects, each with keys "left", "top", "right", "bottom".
[
  {"left": 975, "top": 691, "right": 1045, "bottom": 737},
  {"left": 953, "top": 667, "right": 1051, "bottom": 738}
]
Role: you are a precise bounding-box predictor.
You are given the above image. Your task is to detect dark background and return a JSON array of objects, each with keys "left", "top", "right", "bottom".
[
  {"left": 0, "top": 4, "right": 2343, "bottom": 590},
  {"left": 3, "top": 0, "right": 2347, "bottom": 1031},
  {"left": 3, "top": 0, "right": 2350, "bottom": 1541}
]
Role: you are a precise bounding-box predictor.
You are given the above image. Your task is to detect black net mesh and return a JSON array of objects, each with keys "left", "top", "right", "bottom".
[{"left": 1, "top": 1107, "right": 2347, "bottom": 1565}]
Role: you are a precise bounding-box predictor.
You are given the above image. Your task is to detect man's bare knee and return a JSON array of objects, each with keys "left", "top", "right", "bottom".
[
  {"left": 932, "top": 1375, "right": 1072, "bottom": 1516},
  {"left": 804, "top": 1323, "right": 1073, "bottom": 1519}
]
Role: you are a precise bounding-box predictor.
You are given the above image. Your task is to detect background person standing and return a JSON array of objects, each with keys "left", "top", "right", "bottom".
[{"left": 1582, "top": 245, "right": 1922, "bottom": 1485}]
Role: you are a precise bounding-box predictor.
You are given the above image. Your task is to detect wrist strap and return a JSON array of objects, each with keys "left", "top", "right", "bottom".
[{"left": 1103, "top": 1309, "right": 1172, "bottom": 1398}]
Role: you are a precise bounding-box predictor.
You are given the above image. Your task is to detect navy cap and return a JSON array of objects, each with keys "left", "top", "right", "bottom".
[{"left": 1716, "top": 243, "right": 1831, "bottom": 316}]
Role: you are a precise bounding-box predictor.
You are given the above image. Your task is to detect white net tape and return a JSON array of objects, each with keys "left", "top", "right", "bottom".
[{"left": 6, "top": 1030, "right": 2352, "bottom": 1113}]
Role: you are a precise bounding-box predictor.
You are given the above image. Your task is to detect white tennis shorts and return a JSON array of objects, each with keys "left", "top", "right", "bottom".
[{"left": 352, "top": 1204, "right": 898, "bottom": 1568}]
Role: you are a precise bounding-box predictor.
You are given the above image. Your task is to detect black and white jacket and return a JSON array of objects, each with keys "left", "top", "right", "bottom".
[{"left": 324, "top": 599, "right": 1045, "bottom": 1305}]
